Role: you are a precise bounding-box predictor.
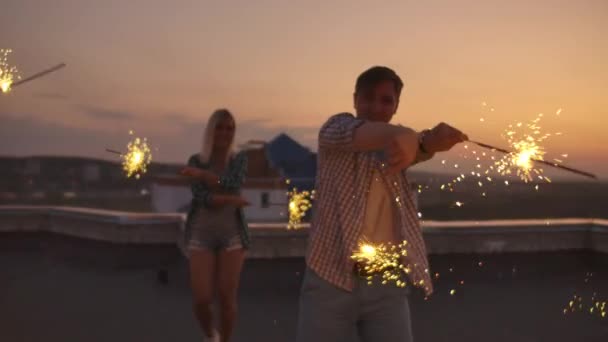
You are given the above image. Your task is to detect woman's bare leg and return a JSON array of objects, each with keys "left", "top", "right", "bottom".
[
  {"left": 190, "top": 248, "right": 217, "bottom": 339},
  {"left": 216, "top": 247, "right": 246, "bottom": 342}
]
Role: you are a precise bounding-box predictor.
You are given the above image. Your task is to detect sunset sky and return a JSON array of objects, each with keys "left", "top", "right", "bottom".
[{"left": 1, "top": 0, "right": 607, "bottom": 180}]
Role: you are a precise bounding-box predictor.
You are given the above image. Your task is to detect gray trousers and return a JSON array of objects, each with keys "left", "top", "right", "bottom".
[{"left": 295, "top": 267, "right": 414, "bottom": 342}]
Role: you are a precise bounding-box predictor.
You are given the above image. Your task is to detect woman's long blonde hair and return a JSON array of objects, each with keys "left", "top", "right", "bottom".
[{"left": 198, "top": 109, "right": 236, "bottom": 165}]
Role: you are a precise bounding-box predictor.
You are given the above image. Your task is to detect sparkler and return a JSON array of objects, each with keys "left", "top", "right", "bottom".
[
  {"left": 470, "top": 140, "right": 597, "bottom": 180},
  {"left": 351, "top": 240, "right": 411, "bottom": 288},
  {"left": 287, "top": 187, "right": 315, "bottom": 229},
  {"left": 481, "top": 114, "right": 550, "bottom": 183},
  {"left": 0, "top": 49, "right": 21, "bottom": 93},
  {"left": 436, "top": 108, "right": 595, "bottom": 202},
  {"left": 0, "top": 48, "right": 66, "bottom": 94},
  {"left": 106, "top": 130, "right": 152, "bottom": 179},
  {"left": 488, "top": 111, "right": 597, "bottom": 180}
]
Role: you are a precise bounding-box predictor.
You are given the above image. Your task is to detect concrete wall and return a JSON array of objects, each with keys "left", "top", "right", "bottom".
[
  {"left": 1, "top": 206, "right": 607, "bottom": 264},
  {"left": 241, "top": 188, "right": 288, "bottom": 222},
  {"left": 151, "top": 181, "right": 289, "bottom": 221},
  {"left": 150, "top": 183, "right": 191, "bottom": 213}
]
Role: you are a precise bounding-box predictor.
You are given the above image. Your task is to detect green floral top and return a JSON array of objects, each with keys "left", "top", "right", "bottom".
[{"left": 184, "top": 151, "right": 250, "bottom": 249}]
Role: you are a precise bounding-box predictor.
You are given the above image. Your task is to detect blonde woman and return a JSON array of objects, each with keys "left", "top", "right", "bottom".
[{"left": 180, "top": 109, "right": 250, "bottom": 342}]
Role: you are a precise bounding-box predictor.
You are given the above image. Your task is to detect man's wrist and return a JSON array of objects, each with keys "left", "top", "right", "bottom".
[{"left": 418, "top": 129, "right": 431, "bottom": 154}]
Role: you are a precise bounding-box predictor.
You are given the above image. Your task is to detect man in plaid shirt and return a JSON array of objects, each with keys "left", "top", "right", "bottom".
[{"left": 296, "top": 66, "right": 468, "bottom": 342}]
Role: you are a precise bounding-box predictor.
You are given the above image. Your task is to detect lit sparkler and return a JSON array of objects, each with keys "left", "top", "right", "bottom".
[
  {"left": 0, "top": 49, "right": 21, "bottom": 93},
  {"left": 475, "top": 113, "right": 551, "bottom": 184},
  {"left": 437, "top": 108, "right": 595, "bottom": 202},
  {"left": 106, "top": 130, "right": 152, "bottom": 179},
  {"left": 287, "top": 187, "right": 315, "bottom": 229},
  {"left": 485, "top": 110, "right": 596, "bottom": 180},
  {"left": 351, "top": 240, "right": 412, "bottom": 288},
  {"left": 471, "top": 139, "right": 596, "bottom": 180}
]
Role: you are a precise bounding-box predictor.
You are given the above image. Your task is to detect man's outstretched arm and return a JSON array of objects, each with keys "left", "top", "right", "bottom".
[
  {"left": 319, "top": 113, "right": 419, "bottom": 173},
  {"left": 411, "top": 123, "right": 469, "bottom": 166},
  {"left": 319, "top": 113, "right": 417, "bottom": 152}
]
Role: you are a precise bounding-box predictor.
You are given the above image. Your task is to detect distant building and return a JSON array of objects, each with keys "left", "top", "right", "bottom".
[
  {"left": 23, "top": 159, "right": 41, "bottom": 176},
  {"left": 150, "top": 133, "right": 316, "bottom": 222},
  {"left": 0, "top": 136, "right": 430, "bottom": 214},
  {"left": 264, "top": 133, "right": 316, "bottom": 191},
  {"left": 0, "top": 155, "right": 180, "bottom": 195},
  {"left": 238, "top": 141, "right": 289, "bottom": 221},
  {"left": 83, "top": 163, "right": 101, "bottom": 182}
]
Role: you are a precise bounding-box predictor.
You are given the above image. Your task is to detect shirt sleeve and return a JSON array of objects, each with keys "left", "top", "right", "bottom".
[
  {"left": 187, "top": 154, "right": 213, "bottom": 206},
  {"left": 218, "top": 151, "right": 248, "bottom": 191},
  {"left": 318, "top": 113, "right": 366, "bottom": 151}
]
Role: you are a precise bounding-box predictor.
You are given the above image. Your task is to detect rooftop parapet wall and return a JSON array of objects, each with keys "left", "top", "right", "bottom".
[{"left": 1, "top": 206, "right": 606, "bottom": 258}]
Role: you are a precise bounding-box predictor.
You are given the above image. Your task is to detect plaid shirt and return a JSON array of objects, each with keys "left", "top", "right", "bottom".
[{"left": 306, "top": 113, "right": 433, "bottom": 296}]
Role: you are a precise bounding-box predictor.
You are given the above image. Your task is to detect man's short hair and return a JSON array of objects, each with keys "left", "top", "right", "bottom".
[{"left": 355, "top": 66, "right": 404, "bottom": 97}]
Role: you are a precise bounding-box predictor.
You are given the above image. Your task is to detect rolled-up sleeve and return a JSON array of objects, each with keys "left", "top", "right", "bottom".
[{"left": 318, "top": 113, "right": 365, "bottom": 151}]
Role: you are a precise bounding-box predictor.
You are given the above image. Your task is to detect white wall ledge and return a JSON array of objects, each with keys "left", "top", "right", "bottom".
[{"left": 1, "top": 205, "right": 607, "bottom": 256}]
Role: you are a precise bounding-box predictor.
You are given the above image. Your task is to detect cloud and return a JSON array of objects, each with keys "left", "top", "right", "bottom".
[
  {"left": 1, "top": 111, "right": 606, "bottom": 179},
  {"left": 0, "top": 113, "right": 121, "bottom": 158},
  {"left": 31, "top": 92, "right": 69, "bottom": 101},
  {"left": 0, "top": 112, "right": 320, "bottom": 164},
  {"left": 78, "top": 105, "right": 135, "bottom": 120},
  {"left": 161, "top": 113, "right": 202, "bottom": 132},
  {"left": 240, "top": 118, "right": 273, "bottom": 126}
]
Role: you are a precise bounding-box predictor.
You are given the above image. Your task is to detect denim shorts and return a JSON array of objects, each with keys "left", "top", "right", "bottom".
[{"left": 187, "top": 206, "right": 242, "bottom": 252}]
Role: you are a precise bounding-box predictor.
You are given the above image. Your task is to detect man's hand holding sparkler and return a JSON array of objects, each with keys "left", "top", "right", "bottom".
[
  {"left": 386, "top": 123, "right": 468, "bottom": 174},
  {"left": 421, "top": 122, "right": 469, "bottom": 154}
]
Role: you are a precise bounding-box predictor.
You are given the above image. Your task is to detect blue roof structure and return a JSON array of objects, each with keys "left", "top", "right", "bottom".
[{"left": 264, "top": 133, "right": 316, "bottom": 191}]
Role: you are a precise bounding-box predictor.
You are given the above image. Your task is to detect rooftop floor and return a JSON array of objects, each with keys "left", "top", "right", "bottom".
[{"left": 2, "top": 237, "right": 607, "bottom": 342}]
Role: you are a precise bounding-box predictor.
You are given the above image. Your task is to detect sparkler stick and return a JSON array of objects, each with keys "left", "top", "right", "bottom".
[
  {"left": 469, "top": 140, "right": 597, "bottom": 180},
  {"left": 11, "top": 63, "right": 66, "bottom": 88},
  {"left": 105, "top": 148, "right": 122, "bottom": 155}
]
